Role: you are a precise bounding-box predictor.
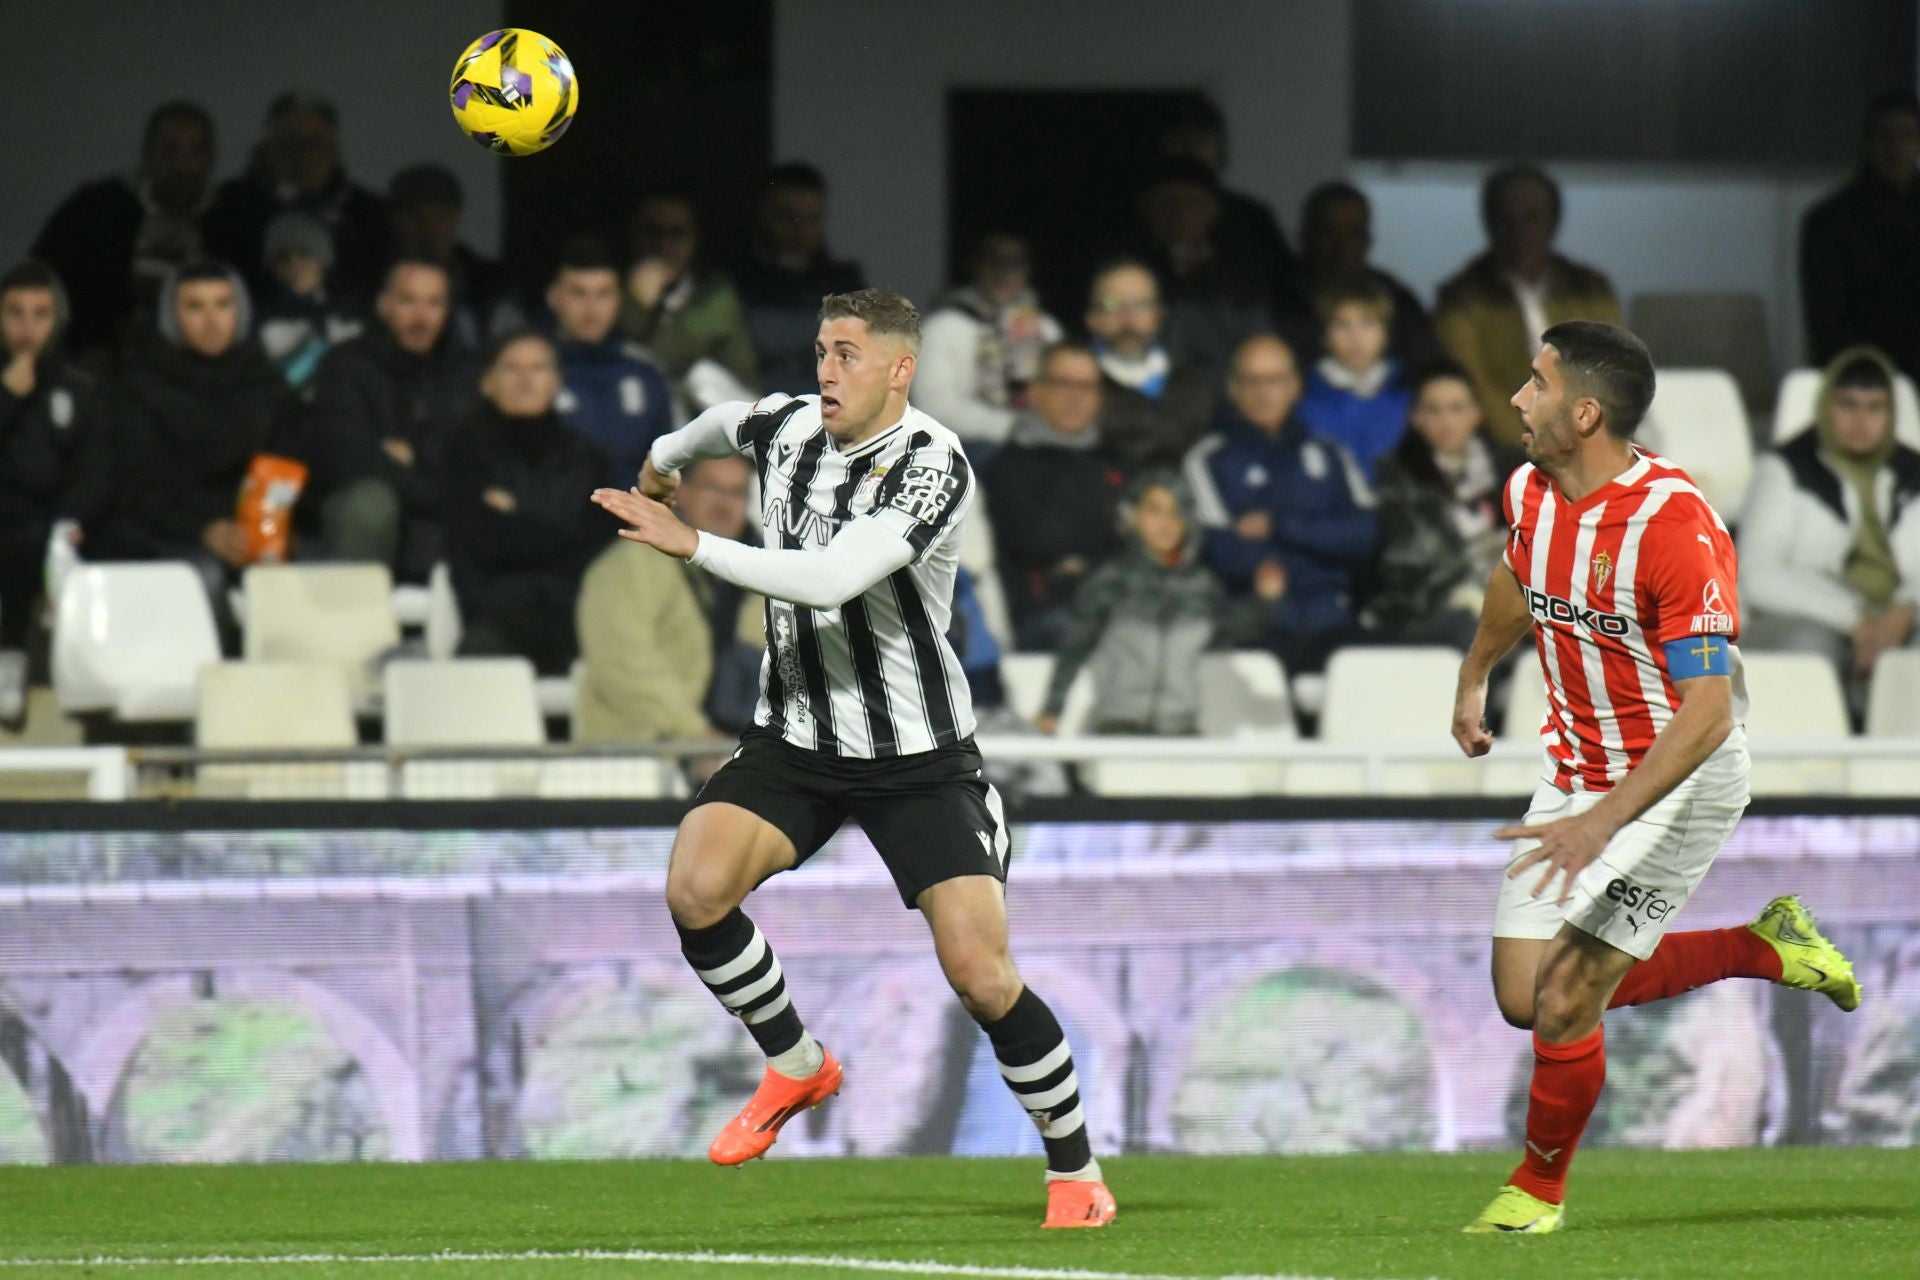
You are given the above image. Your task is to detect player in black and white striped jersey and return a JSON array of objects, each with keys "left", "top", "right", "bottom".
[{"left": 591, "top": 289, "right": 1115, "bottom": 1229}]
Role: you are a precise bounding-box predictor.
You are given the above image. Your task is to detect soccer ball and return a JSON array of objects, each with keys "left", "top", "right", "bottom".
[{"left": 448, "top": 28, "right": 578, "bottom": 156}]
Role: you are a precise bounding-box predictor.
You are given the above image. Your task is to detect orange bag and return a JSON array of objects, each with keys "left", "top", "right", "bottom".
[{"left": 236, "top": 454, "right": 309, "bottom": 564}]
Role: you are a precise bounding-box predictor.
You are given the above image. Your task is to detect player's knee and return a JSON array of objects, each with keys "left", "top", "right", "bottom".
[
  {"left": 664, "top": 858, "right": 743, "bottom": 929},
  {"left": 944, "top": 956, "right": 1021, "bottom": 1021},
  {"left": 1495, "top": 989, "right": 1536, "bottom": 1030},
  {"left": 1531, "top": 983, "right": 1599, "bottom": 1041}
]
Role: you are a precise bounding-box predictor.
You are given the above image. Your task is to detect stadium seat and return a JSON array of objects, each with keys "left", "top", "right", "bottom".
[
  {"left": 242, "top": 564, "right": 400, "bottom": 706},
  {"left": 194, "top": 661, "right": 383, "bottom": 799},
  {"left": 1640, "top": 369, "right": 1753, "bottom": 518},
  {"left": 958, "top": 498, "right": 1014, "bottom": 650},
  {"left": 1772, "top": 368, "right": 1920, "bottom": 450},
  {"left": 1311, "top": 646, "right": 1472, "bottom": 794},
  {"left": 52, "top": 562, "right": 221, "bottom": 721},
  {"left": 1738, "top": 652, "right": 1850, "bottom": 795},
  {"left": 1865, "top": 649, "right": 1920, "bottom": 736},
  {"left": 1080, "top": 652, "right": 1294, "bottom": 797},
  {"left": 1000, "top": 652, "right": 1094, "bottom": 735},
  {"left": 1628, "top": 293, "right": 1773, "bottom": 416},
  {"left": 1483, "top": 671, "right": 1552, "bottom": 797},
  {"left": 538, "top": 756, "right": 687, "bottom": 799},
  {"left": 383, "top": 658, "right": 544, "bottom": 746},
  {"left": 424, "top": 561, "right": 462, "bottom": 660}
]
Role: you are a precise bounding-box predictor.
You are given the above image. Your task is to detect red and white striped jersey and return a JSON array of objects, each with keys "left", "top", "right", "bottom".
[{"left": 1503, "top": 449, "right": 1747, "bottom": 793}]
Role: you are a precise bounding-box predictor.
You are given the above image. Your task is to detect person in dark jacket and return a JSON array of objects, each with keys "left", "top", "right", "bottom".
[
  {"left": 0, "top": 262, "right": 111, "bottom": 649},
  {"left": 88, "top": 261, "right": 298, "bottom": 642},
  {"left": 545, "top": 238, "right": 676, "bottom": 487},
  {"left": 387, "top": 164, "right": 514, "bottom": 352},
  {"left": 728, "top": 163, "right": 865, "bottom": 395},
  {"left": 1184, "top": 334, "right": 1377, "bottom": 675},
  {"left": 1800, "top": 90, "right": 1920, "bottom": 382},
  {"left": 987, "top": 342, "right": 1130, "bottom": 650},
  {"left": 1132, "top": 158, "right": 1278, "bottom": 377},
  {"left": 253, "top": 211, "right": 364, "bottom": 395},
  {"left": 30, "top": 101, "right": 217, "bottom": 366},
  {"left": 1083, "top": 258, "right": 1218, "bottom": 468},
  {"left": 293, "top": 258, "right": 481, "bottom": 578},
  {"left": 443, "top": 330, "right": 611, "bottom": 675},
  {"left": 619, "top": 189, "right": 759, "bottom": 403},
  {"left": 1369, "top": 364, "right": 1523, "bottom": 649},
  {"left": 1154, "top": 98, "right": 1301, "bottom": 322},
  {"left": 203, "top": 92, "right": 387, "bottom": 305}
]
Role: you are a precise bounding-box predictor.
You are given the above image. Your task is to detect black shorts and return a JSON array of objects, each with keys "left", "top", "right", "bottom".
[{"left": 692, "top": 727, "right": 1011, "bottom": 908}]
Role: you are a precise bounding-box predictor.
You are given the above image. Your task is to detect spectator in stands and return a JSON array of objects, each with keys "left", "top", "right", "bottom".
[
  {"left": 0, "top": 262, "right": 110, "bottom": 650},
  {"left": 296, "top": 258, "right": 480, "bottom": 578},
  {"left": 1296, "top": 181, "right": 1439, "bottom": 370},
  {"left": 1801, "top": 91, "right": 1920, "bottom": 383},
  {"left": 1154, "top": 98, "right": 1299, "bottom": 319},
  {"left": 1083, "top": 258, "right": 1217, "bottom": 467},
  {"left": 1297, "top": 274, "right": 1412, "bottom": 482},
  {"left": 577, "top": 453, "right": 763, "bottom": 742},
  {"left": 1369, "top": 364, "right": 1523, "bottom": 648},
  {"left": 1037, "top": 471, "right": 1257, "bottom": 735},
  {"left": 1133, "top": 158, "right": 1277, "bottom": 376},
  {"left": 545, "top": 237, "right": 675, "bottom": 487},
  {"left": 387, "top": 164, "right": 512, "bottom": 352},
  {"left": 1185, "top": 334, "right": 1376, "bottom": 675},
  {"left": 1739, "top": 347, "right": 1920, "bottom": 705},
  {"left": 31, "top": 101, "right": 217, "bottom": 365},
  {"left": 620, "top": 189, "right": 758, "bottom": 405},
  {"left": 730, "top": 163, "right": 864, "bottom": 395},
  {"left": 915, "top": 232, "right": 1062, "bottom": 459},
  {"left": 253, "top": 212, "right": 363, "bottom": 395},
  {"left": 1436, "top": 164, "right": 1620, "bottom": 450},
  {"left": 88, "top": 261, "right": 297, "bottom": 641},
  {"left": 988, "top": 342, "right": 1129, "bottom": 650},
  {"left": 204, "top": 92, "right": 387, "bottom": 304},
  {"left": 443, "top": 330, "right": 610, "bottom": 675}
]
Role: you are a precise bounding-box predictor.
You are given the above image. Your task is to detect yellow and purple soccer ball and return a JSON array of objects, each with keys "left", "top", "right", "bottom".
[{"left": 448, "top": 28, "right": 578, "bottom": 156}]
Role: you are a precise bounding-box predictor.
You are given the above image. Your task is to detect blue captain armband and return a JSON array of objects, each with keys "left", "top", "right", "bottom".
[{"left": 1663, "top": 634, "right": 1733, "bottom": 678}]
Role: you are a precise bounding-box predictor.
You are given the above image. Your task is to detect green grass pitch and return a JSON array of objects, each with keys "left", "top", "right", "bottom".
[{"left": 0, "top": 1149, "right": 1914, "bottom": 1279}]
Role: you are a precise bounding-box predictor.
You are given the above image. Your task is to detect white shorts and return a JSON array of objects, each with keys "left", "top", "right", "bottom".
[{"left": 1492, "top": 739, "right": 1751, "bottom": 960}]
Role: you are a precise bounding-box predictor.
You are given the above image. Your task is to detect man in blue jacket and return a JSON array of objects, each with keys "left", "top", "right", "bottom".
[
  {"left": 1183, "top": 333, "right": 1376, "bottom": 674},
  {"left": 547, "top": 238, "right": 676, "bottom": 487}
]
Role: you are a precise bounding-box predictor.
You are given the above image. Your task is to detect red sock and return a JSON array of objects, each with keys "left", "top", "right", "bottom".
[
  {"left": 1509, "top": 1025, "right": 1605, "bottom": 1205},
  {"left": 1607, "top": 928, "right": 1782, "bottom": 1009}
]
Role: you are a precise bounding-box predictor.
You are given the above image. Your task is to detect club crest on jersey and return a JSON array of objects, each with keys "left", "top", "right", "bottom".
[
  {"left": 1591, "top": 550, "right": 1612, "bottom": 592},
  {"left": 1521, "top": 585, "right": 1630, "bottom": 637},
  {"left": 855, "top": 465, "right": 889, "bottom": 510}
]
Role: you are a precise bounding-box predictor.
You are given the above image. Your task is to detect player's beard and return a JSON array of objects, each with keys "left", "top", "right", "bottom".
[{"left": 1523, "top": 407, "right": 1574, "bottom": 472}]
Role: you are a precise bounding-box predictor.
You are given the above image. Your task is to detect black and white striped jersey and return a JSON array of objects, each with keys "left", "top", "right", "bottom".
[{"left": 651, "top": 394, "right": 977, "bottom": 759}]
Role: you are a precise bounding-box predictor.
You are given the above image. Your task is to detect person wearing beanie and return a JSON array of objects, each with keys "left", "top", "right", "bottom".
[
  {"left": 255, "top": 210, "right": 363, "bottom": 393},
  {"left": 89, "top": 259, "right": 299, "bottom": 645}
]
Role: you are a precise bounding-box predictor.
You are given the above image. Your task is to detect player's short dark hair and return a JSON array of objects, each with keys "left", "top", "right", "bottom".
[
  {"left": 554, "top": 235, "right": 621, "bottom": 277},
  {"left": 1864, "top": 88, "right": 1920, "bottom": 132},
  {"left": 1541, "top": 321, "right": 1655, "bottom": 438},
  {"left": 765, "top": 162, "right": 827, "bottom": 195},
  {"left": 389, "top": 164, "right": 463, "bottom": 211},
  {"left": 482, "top": 325, "right": 555, "bottom": 370},
  {"left": 819, "top": 289, "right": 920, "bottom": 353},
  {"left": 1313, "top": 272, "right": 1394, "bottom": 325},
  {"left": 1833, "top": 355, "right": 1893, "bottom": 395},
  {"left": 1481, "top": 163, "right": 1562, "bottom": 232},
  {"left": 142, "top": 100, "right": 213, "bottom": 156}
]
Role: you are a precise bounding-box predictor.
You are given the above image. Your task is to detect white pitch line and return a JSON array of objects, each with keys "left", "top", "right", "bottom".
[{"left": 0, "top": 1248, "right": 1415, "bottom": 1280}]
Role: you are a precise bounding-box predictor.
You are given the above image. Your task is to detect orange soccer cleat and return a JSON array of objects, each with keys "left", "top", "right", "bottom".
[
  {"left": 707, "top": 1047, "right": 843, "bottom": 1166},
  {"left": 1042, "top": 1178, "right": 1117, "bottom": 1229}
]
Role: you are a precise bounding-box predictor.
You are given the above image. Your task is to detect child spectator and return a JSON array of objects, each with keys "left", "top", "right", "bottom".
[
  {"left": 253, "top": 212, "right": 362, "bottom": 394},
  {"left": 1297, "top": 275, "right": 1410, "bottom": 483}
]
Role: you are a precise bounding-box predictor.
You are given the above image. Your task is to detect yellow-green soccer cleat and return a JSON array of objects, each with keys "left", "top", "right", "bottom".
[
  {"left": 1463, "top": 1185, "right": 1565, "bottom": 1235},
  {"left": 1750, "top": 895, "right": 1862, "bottom": 1012}
]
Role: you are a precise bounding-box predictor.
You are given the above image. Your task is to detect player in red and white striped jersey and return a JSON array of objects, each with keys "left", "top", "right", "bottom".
[{"left": 1449, "top": 322, "right": 1861, "bottom": 1235}]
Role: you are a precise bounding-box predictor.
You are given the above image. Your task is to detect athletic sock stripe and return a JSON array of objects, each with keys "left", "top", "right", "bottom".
[
  {"left": 997, "top": 1039, "right": 1072, "bottom": 1083},
  {"left": 1014, "top": 1073, "right": 1080, "bottom": 1112},
  {"left": 741, "top": 990, "right": 793, "bottom": 1025},
  {"left": 693, "top": 930, "right": 767, "bottom": 985},
  {"left": 1039, "top": 1102, "right": 1085, "bottom": 1140},
  {"left": 706, "top": 948, "right": 775, "bottom": 997},
  {"left": 717, "top": 955, "right": 784, "bottom": 1011},
  {"left": 1008, "top": 1060, "right": 1076, "bottom": 1100}
]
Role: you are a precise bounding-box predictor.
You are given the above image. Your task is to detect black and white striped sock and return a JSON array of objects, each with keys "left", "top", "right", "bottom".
[
  {"left": 675, "top": 908, "right": 812, "bottom": 1069},
  {"left": 980, "top": 986, "right": 1099, "bottom": 1179}
]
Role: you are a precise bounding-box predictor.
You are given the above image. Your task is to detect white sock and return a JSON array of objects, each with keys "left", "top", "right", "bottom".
[
  {"left": 767, "top": 1031, "right": 825, "bottom": 1080},
  {"left": 1044, "top": 1158, "right": 1104, "bottom": 1184}
]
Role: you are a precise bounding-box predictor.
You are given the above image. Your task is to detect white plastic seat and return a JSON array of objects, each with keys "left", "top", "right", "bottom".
[
  {"left": 194, "top": 661, "right": 383, "bottom": 799},
  {"left": 1000, "top": 652, "right": 1094, "bottom": 735},
  {"left": 1738, "top": 652, "right": 1850, "bottom": 795},
  {"left": 538, "top": 756, "right": 687, "bottom": 799},
  {"left": 53, "top": 562, "right": 221, "bottom": 720},
  {"left": 424, "top": 561, "right": 462, "bottom": 660},
  {"left": 1773, "top": 368, "right": 1920, "bottom": 449},
  {"left": 1864, "top": 649, "right": 1920, "bottom": 737},
  {"left": 1080, "top": 650, "right": 1297, "bottom": 796},
  {"left": 383, "top": 658, "right": 544, "bottom": 746},
  {"left": 1483, "top": 672, "right": 1553, "bottom": 797},
  {"left": 1314, "top": 646, "right": 1472, "bottom": 794},
  {"left": 1640, "top": 369, "right": 1753, "bottom": 518},
  {"left": 242, "top": 564, "right": 399, "bottom": 705}
]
